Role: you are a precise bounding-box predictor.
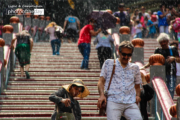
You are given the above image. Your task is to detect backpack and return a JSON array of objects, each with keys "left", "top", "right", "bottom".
[
  {"left": 54, "top": 26, "right": 64, "bottom": 39},
  {"left": 151, "top": 15, "right": 157, "bottom": 22}
]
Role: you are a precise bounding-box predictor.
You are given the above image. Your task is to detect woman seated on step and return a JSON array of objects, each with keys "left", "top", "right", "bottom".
[
  {"left": 49, "top": 79, "right": 90, "bottom": 120},
  {"left": 10, "top": 30, "right": 33, "bottom": 79}
]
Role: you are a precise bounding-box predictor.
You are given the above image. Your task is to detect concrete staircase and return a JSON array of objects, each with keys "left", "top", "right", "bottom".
[
  {"left": 0, "top": 40, "right": 106, "bottom": 120},
  {"left": 0, "top": 37, "right": 179, "bottom": 120}
]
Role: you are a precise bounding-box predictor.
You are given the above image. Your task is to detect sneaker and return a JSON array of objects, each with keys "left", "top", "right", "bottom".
[
  {"left": 56, "top": 52, "right": 60, "bottom": 55},
  {"left": 25, "top": 71, "right": 30, "bottom": 79}
]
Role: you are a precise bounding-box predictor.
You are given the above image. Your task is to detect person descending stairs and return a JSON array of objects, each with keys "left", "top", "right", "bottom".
[{"left": 0, "top": 37, "right": 179, "bottom": 120}]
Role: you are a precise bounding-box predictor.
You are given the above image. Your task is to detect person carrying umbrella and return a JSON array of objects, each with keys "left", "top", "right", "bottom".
[
  {"left": 77, "top": 18, "right": 101, "bottom": 70},
  {"left": 49, "top": 79, "right": 90, "bottom": 120}
]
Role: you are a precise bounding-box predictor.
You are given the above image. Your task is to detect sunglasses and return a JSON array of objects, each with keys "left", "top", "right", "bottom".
[{"left": 120, "top": 52, "right": 132, "bottom": 57}]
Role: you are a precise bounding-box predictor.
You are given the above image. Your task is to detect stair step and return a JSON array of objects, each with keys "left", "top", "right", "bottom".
[
  {"left": 0, "top": 37, "right": 162, "bottom": 119},
  {"left": 0, "top": 117, "right": 107, "bottom": 120},
  {"left": 0, "top": 95, "right": 99, "bottom": 99}
]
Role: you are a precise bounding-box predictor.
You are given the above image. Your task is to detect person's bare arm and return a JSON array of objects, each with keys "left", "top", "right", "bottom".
[
  {"left": 63, "top": 20, "right": 67, "bottom": 30},
  {"left": 10, "top": 38, "right": 17, "bottom": 49},
  {"left": 77, "top": 21, "right": 80, "bottom": 31},
  {"left": 135, "top": 84, "right": 141, "bottom": 104},
  {"left": 29, "top": 38, "right": 33, "bottom": 52},
  {"left": 97, "top": 76, "right": 106, "bottom": 109},
  {"left": 140, "top": 62, "right": 150, "bottom": 70},
  {"left": 90, "top": 28, "right": 101, "bottom": 36}
]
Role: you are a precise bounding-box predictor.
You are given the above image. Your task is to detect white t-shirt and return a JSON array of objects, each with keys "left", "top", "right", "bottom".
[{"left": 135, "top": 23, "right": 142, "bottom": 33}]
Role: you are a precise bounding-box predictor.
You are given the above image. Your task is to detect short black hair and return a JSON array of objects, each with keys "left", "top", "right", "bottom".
[
  {"left": 71, "top": 84, "right": 85, "bottom": 93},
  {"left": 119, "top": 3, "right": 125, "bottom": 8},
  {"left": 88, "top": 18, "right": 96, "bottom": 23}
]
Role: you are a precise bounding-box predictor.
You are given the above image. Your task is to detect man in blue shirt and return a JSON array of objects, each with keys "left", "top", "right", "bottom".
[
  {"left": 113, "top": 3, "right": 130, "bottom": 27},
  {"left": 157, "top": 4, "right": 169, "bottom": 34},
  {"left": 63, "top": 11, "right": 80, "bottom": 43}
]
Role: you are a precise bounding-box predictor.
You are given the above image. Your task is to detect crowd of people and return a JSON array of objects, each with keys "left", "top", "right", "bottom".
[{"left": 1, "top": 2, "right": 180, "bottom": 120}]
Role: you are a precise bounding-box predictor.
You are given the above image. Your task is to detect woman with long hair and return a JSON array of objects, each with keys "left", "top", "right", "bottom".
[{"left": 45, "top": 22, "right": 63, "bottom": 55}]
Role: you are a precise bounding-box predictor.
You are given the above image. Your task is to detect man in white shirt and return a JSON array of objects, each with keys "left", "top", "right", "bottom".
[{"left": 97, "top": 41, "right": 142, "bottom": 120}]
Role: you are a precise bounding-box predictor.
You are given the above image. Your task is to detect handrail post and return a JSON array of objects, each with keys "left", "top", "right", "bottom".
[
  {"left": 131, "top": 38, "right": 144, "bottom": 64},
  {"left": 0, "top": 38, "right": 5, "bottom": 94},
  {"left": 10, "top": 16, "right": 20, "bottom": 72},
  {"left": 149, "top": 54, "right": 166, "bottom": 119},
  {"left": 176, "top": 98, "right": 180, "bottom": 120},
  {"left": 119, "top": 26, "right": 130, "bottom": 43},
  {"left": 44, "top": 16, "right": 51, "bottom": 41}
]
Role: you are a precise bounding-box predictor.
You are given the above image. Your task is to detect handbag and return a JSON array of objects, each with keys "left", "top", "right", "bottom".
[
  {"left": 56, "top": 93, "right": 76, "bottom": 120},
  {"left": 99, "top": 59, "right": 116, "bottom": 116}
]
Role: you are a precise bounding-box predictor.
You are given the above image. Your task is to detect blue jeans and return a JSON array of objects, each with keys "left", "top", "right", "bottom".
[
  {"left": 78, "top": 43, "right": 90, "bottom": 69},
  {"left": 166, "top": 75, "right": 176, "bottom": 99},
  {"left": 51, "top": 39, "right": 61, "bottom": 55},
  {"left": 134, "top": 32, "right": 142, "bottom": 38}
]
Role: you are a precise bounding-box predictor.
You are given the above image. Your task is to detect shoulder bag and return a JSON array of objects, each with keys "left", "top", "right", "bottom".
[
  {"left": 56, "top": 93, "right": 76, "bottom": 120},
  {"left": 99, "top": 59, "right": 116, "bottom": 116}
]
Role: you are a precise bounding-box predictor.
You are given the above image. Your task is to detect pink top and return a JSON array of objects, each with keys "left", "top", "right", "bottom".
[
  {"left": 46, "top": 27, "right": 57, "bottom": 41},
  {"left": 140, "top": 16, "right": 145, "bottom": 28}
]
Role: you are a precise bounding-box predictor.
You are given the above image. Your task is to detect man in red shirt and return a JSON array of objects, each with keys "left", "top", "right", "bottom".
[{"left": 78, "top": 18, "right": 101, "bottom": 70}]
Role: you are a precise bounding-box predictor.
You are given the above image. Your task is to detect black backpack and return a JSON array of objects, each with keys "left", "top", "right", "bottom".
[{"left": 54, "top": 27, "right": 64, "bottom": 39}]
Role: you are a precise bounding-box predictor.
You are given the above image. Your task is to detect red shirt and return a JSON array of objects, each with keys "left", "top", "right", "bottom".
[{"left": 78, "top": 24, "right": 93, "bottom": 45}]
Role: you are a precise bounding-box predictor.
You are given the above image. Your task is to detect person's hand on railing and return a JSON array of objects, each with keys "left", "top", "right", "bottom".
[{"left": 140, "top": 66, "right": 145, "bottom": 70}]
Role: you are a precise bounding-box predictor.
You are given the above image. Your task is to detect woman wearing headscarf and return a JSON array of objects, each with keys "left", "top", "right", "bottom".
[
  {"left": 49, "top": 79, "right": 90, "bottom": 120},
  {"left": 10, "top": 30, "right": 33, "bottom": 79}
]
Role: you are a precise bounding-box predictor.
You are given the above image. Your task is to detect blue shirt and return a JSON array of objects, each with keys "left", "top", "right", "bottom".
[
  {"left": 93, "top": 33, "right": 114, "bottom": 49},
  {"left": 100, "top": 59, "right": 142, "bottom": 104},
  {"left": 157, "top": 11, "right": 168, "bottom": 27},
  {"left": 147, "top": 20, "right": 156, "bottom": 34},
  {"left": 113, "top": 11, "right": 127, "bottom": 26}
]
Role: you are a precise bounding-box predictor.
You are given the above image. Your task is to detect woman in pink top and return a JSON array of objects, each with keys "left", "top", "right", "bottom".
[
  {"left": 77, "top": 19, "right": 101, "bottom": 70},
  {"left": 45, "top": 22, "right": 63, "bottom": 55}
]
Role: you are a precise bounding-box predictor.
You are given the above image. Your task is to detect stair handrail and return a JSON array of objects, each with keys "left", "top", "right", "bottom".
[
  {"left": 0, "top": 21, "right": 23, "bottom": 94},
  {"left": 152, "top": 77, "right": 174, "bottom": 120},
  {"left": 112, "top": 33, "right": 119, "bottom": 59}
]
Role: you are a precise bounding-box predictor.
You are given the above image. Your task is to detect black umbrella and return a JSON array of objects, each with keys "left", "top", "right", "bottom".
[{"left": 87, "top": 11, "right": 117, "bottom": 30}]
